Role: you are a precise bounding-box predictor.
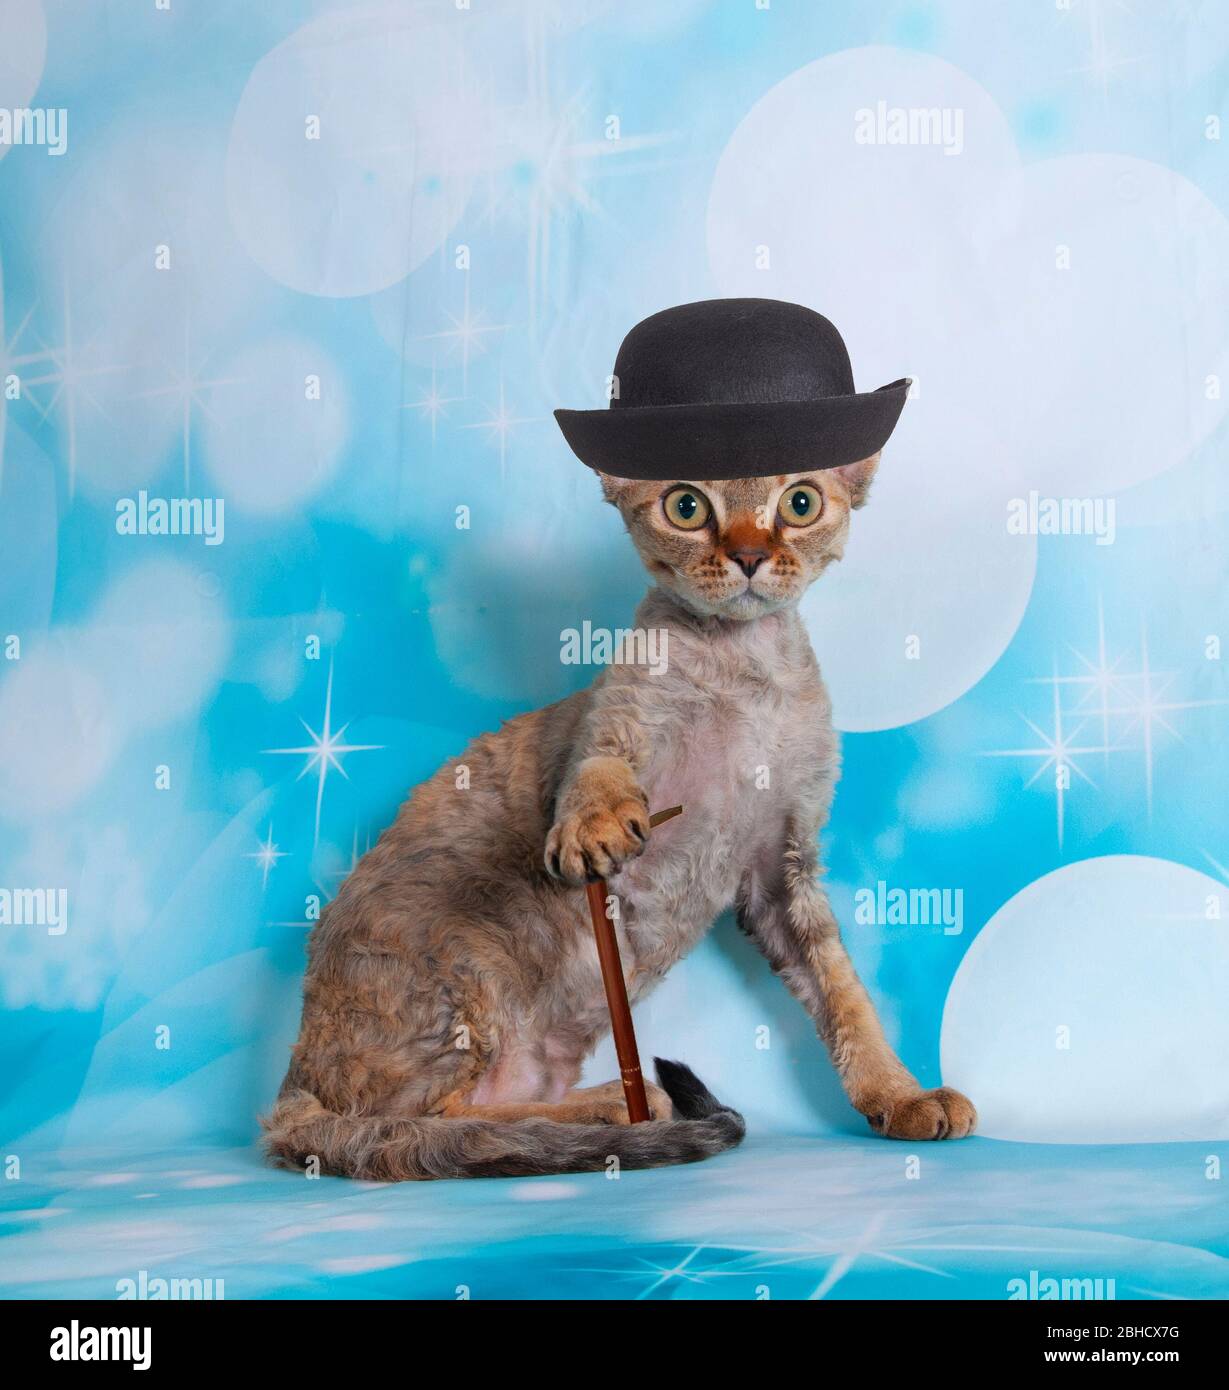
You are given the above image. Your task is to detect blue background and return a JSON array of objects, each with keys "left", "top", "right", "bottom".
[{"left": 0, "top": 0, "right": 1227, "bottom": 1298}]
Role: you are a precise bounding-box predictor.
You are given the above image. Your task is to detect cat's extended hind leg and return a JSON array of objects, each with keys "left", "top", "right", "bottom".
[
  {"left": 445, "top": 1079, "right": 674, "bottom": 1126},
  {"left": 561, "top": 1077, "right": 674, "bottom": 1122}
]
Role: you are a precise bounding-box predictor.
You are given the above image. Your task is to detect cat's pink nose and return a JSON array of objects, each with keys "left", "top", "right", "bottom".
[{"left": 728, "top": 548, "right": 769, "bottom": 578}]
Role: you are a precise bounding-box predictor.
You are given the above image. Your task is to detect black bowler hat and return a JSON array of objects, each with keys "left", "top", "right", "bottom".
[{"left": 554, "top": 298, "right": 910, "bottom": 482}]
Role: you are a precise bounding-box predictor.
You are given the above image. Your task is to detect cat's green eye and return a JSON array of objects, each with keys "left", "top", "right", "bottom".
[
  {"left": 662, "top": 486, "right": 712, "bottom": 531},
  {"left": 778, "top": 484, "right": 823, "bottom": 527}
]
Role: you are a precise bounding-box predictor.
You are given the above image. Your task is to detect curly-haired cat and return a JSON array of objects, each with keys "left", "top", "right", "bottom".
[{"left": 263, "top": 454, "right": 977, "bottom": 1180}]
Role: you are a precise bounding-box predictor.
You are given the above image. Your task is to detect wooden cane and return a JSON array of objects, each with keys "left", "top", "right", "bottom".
[{"left": 583, "top": 804, "right": 683, "bottom": 1124}]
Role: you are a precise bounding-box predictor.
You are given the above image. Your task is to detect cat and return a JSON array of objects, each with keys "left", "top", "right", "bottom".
[{"left": 263, "top": 453, "right": 977, "bottom": 1180}]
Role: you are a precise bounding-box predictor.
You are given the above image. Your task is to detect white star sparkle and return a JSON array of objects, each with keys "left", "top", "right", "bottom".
[
  {"left": 483, "top": 5, "right": 679, "bottom": 319},
  {"left": 1037, "top": 596, "right": 1129, "bottom": 758},
  {"left": 720, "top": 1212, "right": 954, "bottom": 1299},
  {"left": 0, "top": 302, "right": 55, "bottom": 397},
  {"left": 984, "top": 604, "right": 1229, "bottom": 844},
  {"left": 415, "top": 278, "right": 510, "bottom": 391},
  {"left": 461, "top": 379, "right": 542, "bottom": 480},
  {"left": 20, "top": 276, "right": 127, "bottom": 496},
  {"left": 0, "top": 290, "right": 57, "bottom": 487},
  {"left": 1101, "top": 618, "right": 1229, "bottom": 816},
  {"left": 569, "top": 1244, "right": 746, "bottom": 1299},
  {"left": 1088, "top": 618, "right": 1229, "bottom": 818},
  {"left": 984, "top": 658, "right": 1113, "bottom": 850},
  {"left": 403, "top": 361, "right": 463, "bottom": 443},
  {"left": 131, "top": 309, "right": 243, "bottom": 491},
  {"left": 245, "top": 823, "right": 289, "bottom": 892},
  {"left": 263, "top": 658, "right": 384, "bottom": 846},
  {"left": 1061, "top": 0, "right": 1144, "bottom": 98}
]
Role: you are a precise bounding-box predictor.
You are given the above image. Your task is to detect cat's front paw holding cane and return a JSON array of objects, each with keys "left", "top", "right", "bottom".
[
  {"left": 545, "top": 799, "right": 650, "bottom": 883},
  {"left": 545, "top": 777, "right": 650, "bottom": 885}
]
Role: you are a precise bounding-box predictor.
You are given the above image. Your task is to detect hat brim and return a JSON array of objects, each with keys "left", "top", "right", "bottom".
[{"left": 554, "top": 380, "right": 910, "bottom": 481}]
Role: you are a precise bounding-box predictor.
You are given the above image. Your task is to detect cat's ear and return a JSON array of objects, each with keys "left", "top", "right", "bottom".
[
  {"left": 831, "top": 451, "right": 881, "bottom": 510},
  {"left": 595, "top": 469, "right": 635, "bottom": 507}
]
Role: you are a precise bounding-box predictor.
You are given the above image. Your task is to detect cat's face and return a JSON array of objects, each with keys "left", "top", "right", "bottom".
[{"left": 599, "top": 454, "right": 880, "bottom": 620}]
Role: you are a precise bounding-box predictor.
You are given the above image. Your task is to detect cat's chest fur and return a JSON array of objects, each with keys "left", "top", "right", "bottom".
[{"left": 593, "top": 606, "right": 835, "bottom": 992}]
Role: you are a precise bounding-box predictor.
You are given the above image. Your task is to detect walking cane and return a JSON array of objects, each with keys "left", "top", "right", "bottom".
[{"left": 583, "top": 803, "right": 683, "bottom": 1123}]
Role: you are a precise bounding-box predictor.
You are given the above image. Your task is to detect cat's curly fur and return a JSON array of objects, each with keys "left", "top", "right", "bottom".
[{"left": 263, "top": 453, "right": 976, "bottom": 1180}]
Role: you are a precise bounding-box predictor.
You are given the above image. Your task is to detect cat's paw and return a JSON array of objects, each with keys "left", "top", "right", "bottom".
[
  {"left": 574, "top": 1079, "right": 675, "bottom": 1123},
  {"left": 583, "top": 1078, "right": 672, "bottom": 1123},
  {"left": 866, "top": 1086, "right": 977, "bottom": 1141},
  {"left": 545, "top": 795, "right": 650, "bottom": 884}
]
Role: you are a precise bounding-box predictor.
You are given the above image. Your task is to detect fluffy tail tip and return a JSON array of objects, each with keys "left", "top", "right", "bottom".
[{"left": 653, "top": 1057, "right": 737, "bottom": 1122}]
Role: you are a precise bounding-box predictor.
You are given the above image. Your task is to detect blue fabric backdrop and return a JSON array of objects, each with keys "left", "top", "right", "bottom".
[{"left": 1, "top": 0, "right": 1227, "bottom": 1300}]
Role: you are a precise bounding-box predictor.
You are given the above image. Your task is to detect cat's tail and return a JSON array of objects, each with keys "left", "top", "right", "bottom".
[{"left": 261, "top": 1058, "right": 744, "bottom": 1182}]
